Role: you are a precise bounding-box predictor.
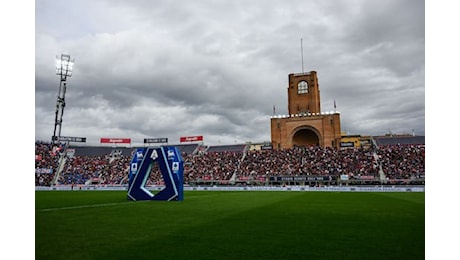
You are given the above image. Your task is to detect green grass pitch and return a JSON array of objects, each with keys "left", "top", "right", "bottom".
[{"left": 35, "top": 190, "right": 424, "bottom": 260}]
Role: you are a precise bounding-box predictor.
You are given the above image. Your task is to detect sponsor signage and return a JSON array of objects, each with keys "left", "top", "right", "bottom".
[
  {"left": 354, "top": 175, "right": 376, "bottom": 180},
  {"left": 261, "top": 144, "right": 273, "bottom": 150},
  {"left": 35, "top": 168, "right": 53, "bottom": 174},
  {"left": 340, "top": 142, "right": 354, "bottom": 147},
  {"left": 269, "top": 175, "right": 336, "bottom": 182},
  {"left": 52, "top": 136, "right": 87, "bottom": 142},
  {"left": 180, "top": 135, "right": 203, "bottom": 142},
  {"left": 100, "top": 138, "right": 131, "bottom": 144},
  {"left": 144, "top": 138, "right": 168, "bottom": 143}
]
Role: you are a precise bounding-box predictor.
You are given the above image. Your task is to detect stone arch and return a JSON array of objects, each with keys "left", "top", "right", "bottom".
[{"left": 290, "top": 126, "right": 322, "bottom": 147}]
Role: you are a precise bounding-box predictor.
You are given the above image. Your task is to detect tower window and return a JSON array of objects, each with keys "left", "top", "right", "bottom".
[{"left": 297, "top": 81, "right": 308, "bottom": 94}]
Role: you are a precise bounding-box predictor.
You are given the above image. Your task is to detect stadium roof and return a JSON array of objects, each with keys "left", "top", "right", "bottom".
[{"left": 373, "top": 135, "right": 425, "bottom": 146}]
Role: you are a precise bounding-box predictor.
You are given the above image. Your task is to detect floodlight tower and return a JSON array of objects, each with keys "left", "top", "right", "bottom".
[{"left": 52, "top": 54, "right": 74, "bottom": 145}]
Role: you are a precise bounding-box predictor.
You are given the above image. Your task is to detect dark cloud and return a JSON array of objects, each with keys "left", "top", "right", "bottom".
[{"left": 35, "top": 0, "right": 425, "bottom": 145}]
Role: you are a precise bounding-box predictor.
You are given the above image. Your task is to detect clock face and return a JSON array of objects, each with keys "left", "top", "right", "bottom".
[{"left": 297, "top": 80, "right": 308, "bottom": 94}]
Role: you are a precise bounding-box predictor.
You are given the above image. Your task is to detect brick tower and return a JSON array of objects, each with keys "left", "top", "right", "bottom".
[{"left": 270, "top": 71, "right": 341, "bottom": 149}]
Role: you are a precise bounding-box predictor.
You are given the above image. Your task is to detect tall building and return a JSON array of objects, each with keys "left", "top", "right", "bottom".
[{"left": 270, "top": 71, "right": 341, "bottom": 149}]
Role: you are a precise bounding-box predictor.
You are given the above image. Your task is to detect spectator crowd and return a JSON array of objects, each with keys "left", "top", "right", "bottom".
[{"left": 35, "top": 141, "right": 425, "bottom": 187}]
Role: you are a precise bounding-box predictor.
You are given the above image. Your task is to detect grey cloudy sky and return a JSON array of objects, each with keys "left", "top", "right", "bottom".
[{"left": 35, "top": 0, "right": 425, "bottom": 146}]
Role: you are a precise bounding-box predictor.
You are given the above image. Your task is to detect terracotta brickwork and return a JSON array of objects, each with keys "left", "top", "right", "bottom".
[
  {"left": 287, "top": 71, "right": 321, "bottom": 115},
  {"left": 271, "top": 71, "right": 342, "bottom": 149}
]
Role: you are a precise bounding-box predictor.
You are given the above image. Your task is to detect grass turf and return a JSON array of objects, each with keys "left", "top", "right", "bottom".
[{"left": 35, "top": 190, "right": 424, "bottom": 260}]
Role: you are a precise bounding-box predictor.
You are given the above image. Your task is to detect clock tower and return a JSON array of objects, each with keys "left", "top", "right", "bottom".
[
  {"left": 271, "top": 71, "right": 342, "bottom": 149},
  {"left": 288, "top": 71, "right": 321, "bottom": 115}
]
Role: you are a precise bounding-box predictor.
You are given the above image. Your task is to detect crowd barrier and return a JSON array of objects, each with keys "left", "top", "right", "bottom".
[{"left": 35, "top": 185, "right": 425, "bottom": 192}]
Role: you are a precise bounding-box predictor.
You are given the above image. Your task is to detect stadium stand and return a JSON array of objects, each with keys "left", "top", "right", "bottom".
[
  {"left": 373, "top": 135, "right": 425, "bottom": 146},
  {"left": 35, "top": 136, "right": 425, "bottom": 187},
  {"left": 172, "top": 143, "right": 199, "bottom": 155},
  {"left": 68, "top": 146, "right": 131, "bottom": 157},
  {"left": 205, "top": 144, "right": 247, "bottom": 153}
]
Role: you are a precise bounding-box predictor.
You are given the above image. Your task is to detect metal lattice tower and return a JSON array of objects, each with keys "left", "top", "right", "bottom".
[{"left": 52, "top": 54, "right": 74, "bottom": 145}]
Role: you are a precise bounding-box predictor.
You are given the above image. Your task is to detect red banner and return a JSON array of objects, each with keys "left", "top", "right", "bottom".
[
  {"left": 100, "top": 138, "right": 131, "bottom": 144},
  {"left": 180, "top": 135, "right": 203, "bottom": 142}
]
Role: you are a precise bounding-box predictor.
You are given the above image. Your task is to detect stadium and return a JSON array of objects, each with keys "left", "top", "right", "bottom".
[
  {"left": 36, "top": 65, "right": 425, "bottom": 259},
  {"left": 36, "top": 67, "right": 424, "bottom": 190},
  {"left": 35, "top": 138, "right": 425, "bottom": 259}
]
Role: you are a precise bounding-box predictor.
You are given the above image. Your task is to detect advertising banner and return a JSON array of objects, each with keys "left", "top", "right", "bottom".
[
  {"left": 340, "top": 142, "right": 354, "bottom": 147},
  {"left": 269, "top": 175, "right": 336, "bottom": 181},
  {"left": 179, "top": 135, "right": 203, "bottom": 142},
  {"left": 35, "top": 168, "right": 53, "bottom": 174},
  {"left": 144, "top": 138, "right": 168, "bottom": 143},
  {"left": 100, "top": 138, "right": 131, "bottom": 144},
  {"left": 53, "top": 136, "right": 87, "bottom": 142}
]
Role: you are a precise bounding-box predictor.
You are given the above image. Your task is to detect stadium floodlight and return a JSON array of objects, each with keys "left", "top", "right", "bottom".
[
  {"left": 56, "top": 54, "right": 74, "bottom": 78},
  {"left": 52, "top": 54, "right": 75, "bottom": 145}
]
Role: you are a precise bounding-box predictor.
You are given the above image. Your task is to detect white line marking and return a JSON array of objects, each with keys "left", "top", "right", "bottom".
[
  {"left": 38, "top": 201, "right": 144, "bottom": 212},
  {"left": 37, "top": 194, "right": 214, "bottom": 212}
]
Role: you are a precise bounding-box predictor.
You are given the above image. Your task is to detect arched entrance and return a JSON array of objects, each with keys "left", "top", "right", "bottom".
[{"left": 291, "top": 127, "right": 321, "bottom": 147}]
